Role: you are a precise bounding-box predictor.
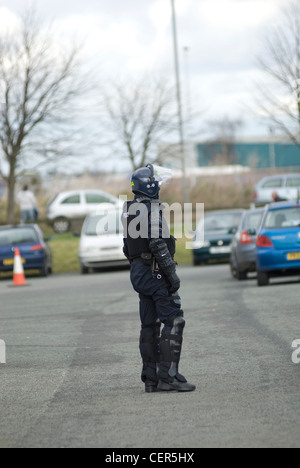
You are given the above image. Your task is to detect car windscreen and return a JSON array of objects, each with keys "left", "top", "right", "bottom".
[
  {"left": 47, "top": 194, "right": 59, "bottom": 208},
  {"left": 264, "top": 207, "right": 300, "bottom": 229},
  {"left": 84, "top": 212, "right": 122, "bottom": 236},
  {"left": 202, "top": 212, "right": 243, "bottom": 232},
  {"left": 0, "top": 228, "right": 39, "bottom": 246},
  {"left": 246, "top": 212, "right": 263, "bottom": 230}
]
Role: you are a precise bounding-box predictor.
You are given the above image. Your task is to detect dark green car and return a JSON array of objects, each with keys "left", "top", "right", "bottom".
[{"left": 192, "top": 210, "right": 245, "bottom": 266}]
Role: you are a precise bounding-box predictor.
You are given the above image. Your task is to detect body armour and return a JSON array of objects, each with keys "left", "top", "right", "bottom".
[{"left": 122, "top": 198, "right": 175, "bottom": 261}]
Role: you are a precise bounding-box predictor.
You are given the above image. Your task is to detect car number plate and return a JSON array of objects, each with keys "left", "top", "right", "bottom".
[
  {"left": 287, "top": 252, "right": 300, "bottom": 261},
  {"left": 209, "top": 246, "right": 231, "bottom": 255},
  {"left": 3, "top": 258, "right": 26, "bottom": 266}
]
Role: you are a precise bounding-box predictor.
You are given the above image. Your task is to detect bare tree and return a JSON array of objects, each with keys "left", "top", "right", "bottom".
[
  {"left": 256, "top": 0, "right": 300, "bottom": 147},
  {"left": 100, "top": 75, "right": 178, "bottom": 170},
  {"left": 0, "top": 8, "right": 88, "bottom": 223}
]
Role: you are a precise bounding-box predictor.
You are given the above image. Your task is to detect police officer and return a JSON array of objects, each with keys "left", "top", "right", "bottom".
[{"left": 122, "top": 164, "right": 195, "bottom": 393}]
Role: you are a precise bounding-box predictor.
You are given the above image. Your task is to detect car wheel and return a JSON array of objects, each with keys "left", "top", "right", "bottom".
[
  {"left": 236, "top": 269, "right": 248, "bottom": 281},
  {"left": 257, "top": 270, "right": 269, "bottom": 287},
  {"left": 53, "top": 217, "right": 71, "bottom": 234},
  {"left": 40, "top": 261, "right": 49, "bottom": 277},
  {"left": 230, "top": 260, "right": 237, "bottom": 278},
  {"left": 81, "top": 265, "right": 89, "bottom": 275}
]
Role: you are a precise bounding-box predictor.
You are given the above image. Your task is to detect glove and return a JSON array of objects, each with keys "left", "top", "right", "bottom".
[{"left": 167, "top": 268, "right": 181, "bottom": 293}]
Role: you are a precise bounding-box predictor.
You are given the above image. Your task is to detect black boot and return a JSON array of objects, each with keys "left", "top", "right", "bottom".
[
  {"left": 145, "top": 379, "right": 159, "bottom": 393},
  {"left": 157, "top": 315, "right": 196, "bottom": 393}
]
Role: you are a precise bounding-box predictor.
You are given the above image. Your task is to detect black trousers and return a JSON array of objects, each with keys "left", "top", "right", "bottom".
[{"left": 130, "top": 261, "right": 182, "bottom": 383}]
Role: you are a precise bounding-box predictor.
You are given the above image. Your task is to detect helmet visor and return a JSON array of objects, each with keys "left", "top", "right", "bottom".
[{"left": 152, "top": 165, "right": 173, "bottom": 186}]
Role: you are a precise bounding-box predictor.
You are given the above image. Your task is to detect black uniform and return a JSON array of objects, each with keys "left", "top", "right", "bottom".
[{"left": 122, "top": 194, "right": 195, "bottom": 393}]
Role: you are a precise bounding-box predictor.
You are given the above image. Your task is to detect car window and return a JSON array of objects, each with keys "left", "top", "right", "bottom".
[
  {"left": 286, "top": 177, "right": 300, "bottom": 188},
  {"left": 83, "top": 212, "right": 122, "bottom": 236},
  {"left": 264, "top": 207, "right": 300, "bottom": 229},
  {"left": 61, "top": 195, "right": 81, "bottom": 204},
  {"left": 85, "top": 193, "right": 113, "bottom": 204},
  {"left": 246, "top": 212, "right": 263, "bottom": 230},
  {"left": 261, "top": 178, "right": 283, "bottom": 189},
  {"left": 0, "top": 228, "right": 39, "bottom": 246}
]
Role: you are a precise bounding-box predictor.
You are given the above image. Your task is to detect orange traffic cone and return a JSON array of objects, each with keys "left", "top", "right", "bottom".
[{"left": 13, "top": 247, "right": 27, "bottom": 286}]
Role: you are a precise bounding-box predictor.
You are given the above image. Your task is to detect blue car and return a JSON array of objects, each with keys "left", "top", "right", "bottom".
[
  {"left": 0, "top": 224, "right": 53, "bottom": 277},
  {"left": 255, "top": 201, "right": 300, "bottom": 286}
]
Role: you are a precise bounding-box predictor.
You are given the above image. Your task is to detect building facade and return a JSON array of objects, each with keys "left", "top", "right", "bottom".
[{"left": 197, "top": 140, "right": 300, "bottom": 169}]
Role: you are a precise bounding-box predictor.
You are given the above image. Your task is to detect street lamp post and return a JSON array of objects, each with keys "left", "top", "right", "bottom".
[{"left": 170, "top": 0, "right": 189, "bottom": 204}]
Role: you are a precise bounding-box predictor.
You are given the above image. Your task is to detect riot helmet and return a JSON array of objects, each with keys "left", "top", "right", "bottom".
[{"left": 131, "top": 164, "right": 172, "bottom": 199}]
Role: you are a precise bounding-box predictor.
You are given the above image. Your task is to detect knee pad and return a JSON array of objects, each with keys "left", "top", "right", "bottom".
[
  {"left": 171, "top": 315, "right": 185, "bottom": 335},
  {"left": 164, "top": 313, "right": 185, "bottom": 334}
]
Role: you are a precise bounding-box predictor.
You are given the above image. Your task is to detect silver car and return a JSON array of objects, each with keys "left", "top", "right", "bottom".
[
  {"left": 230, "top": 208, "right": 264, "bottom": 280},
  {"left": 253, "top": 174, "right": 300, "bottom": 205},
  {"left": 46, "top": 190, "right": 121, "bottom": 233}
]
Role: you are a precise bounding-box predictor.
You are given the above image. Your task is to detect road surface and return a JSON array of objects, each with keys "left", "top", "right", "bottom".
[{"left": 0, "top": 266, "right": 299, "bottom": 448}]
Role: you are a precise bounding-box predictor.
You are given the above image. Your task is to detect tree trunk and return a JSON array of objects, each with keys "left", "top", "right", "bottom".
[{"left": 6, "top": 160, "right": 16, "bottom": 225}]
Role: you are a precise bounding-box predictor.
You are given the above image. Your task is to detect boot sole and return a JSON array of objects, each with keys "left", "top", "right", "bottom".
[
  {"left": 145, "top": 386, "right": 159, "bottom": 393},
  {"left": 157, "top": 381, "right": 196, "bottom": 392}
]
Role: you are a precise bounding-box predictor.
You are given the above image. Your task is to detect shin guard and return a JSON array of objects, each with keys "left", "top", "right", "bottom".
[
  {"left": 158, "top": 314, "right": 186, "bottom": 383},
  {"left": 140, "top": 319, "right": 161, "bottom": 383}
]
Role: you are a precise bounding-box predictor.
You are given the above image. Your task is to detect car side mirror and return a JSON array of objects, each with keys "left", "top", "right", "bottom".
[
  {"left": 247, "top": 228, "right": 257, "bottom": 236},
  {"left": 73, "top": 231, "right": 81, "bottom": 238},
  {"left": 228, "top": 227, "right": 237, "bottom": 235}
]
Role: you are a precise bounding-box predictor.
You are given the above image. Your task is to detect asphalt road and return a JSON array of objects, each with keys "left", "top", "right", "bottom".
[{"left": 0, "top": 265, "right": 299, "bottom": 448}]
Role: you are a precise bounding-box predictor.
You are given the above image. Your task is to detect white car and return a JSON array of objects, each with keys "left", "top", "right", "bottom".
[
  {"left": 46, "top": 190, "right": 122, "bottom": 233},
  {"left": 78, "top": 209, "right": 128, "bottom": 273},
  {"left": 253, "top": 174, "right": 300, "bottom": 205}
]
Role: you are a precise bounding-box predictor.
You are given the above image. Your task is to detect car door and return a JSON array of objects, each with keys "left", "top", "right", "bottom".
[{"left": 59, "top": 192, "right": 86, "bottom": 219}]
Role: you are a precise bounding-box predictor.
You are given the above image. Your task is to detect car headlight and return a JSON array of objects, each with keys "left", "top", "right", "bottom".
[{"left": 193, "top": 241, "right": 211, "bottom": 249}]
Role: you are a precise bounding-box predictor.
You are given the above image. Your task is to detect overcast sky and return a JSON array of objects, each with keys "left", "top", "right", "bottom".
[{"left": 0, "top": 0, "right": 289, "bottom": 172}]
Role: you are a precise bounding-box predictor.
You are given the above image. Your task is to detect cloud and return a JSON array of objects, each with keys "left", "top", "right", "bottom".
[
  {"left": 0, "top": 6, "right": 21, "bottom": 36},
  {"left": 197, "top": 0, "right": 283, "bottom": 33},
  {"left": 0, "top": 0, "right": 291, "bottom": 137}
]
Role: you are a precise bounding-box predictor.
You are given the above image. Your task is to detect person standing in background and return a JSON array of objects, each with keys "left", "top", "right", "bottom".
[{"left": 16, "top": 185, "right": 38, "bottom": 224}]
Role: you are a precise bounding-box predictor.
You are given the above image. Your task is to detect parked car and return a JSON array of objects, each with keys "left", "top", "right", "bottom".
[
  {"left": 46, "top": 190, "right": 122, "bottom": 233},
  {"left": 192, "top": 210, "right": 245, "bottom": 265},
  {"left": 0, "top": 224, "right": 52, "bottom": 277},
  {"left": 253, "top": 174, "right": 300, "bottom": 205},
  {"left": 78, "top": 209, "right": 128, "bottom": 273},
  {"left": 230, "top": 208, "right": 264, "bottom": 280},
  {"left": 255, "top": 201, "right": 300, "bottom": 286}
]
